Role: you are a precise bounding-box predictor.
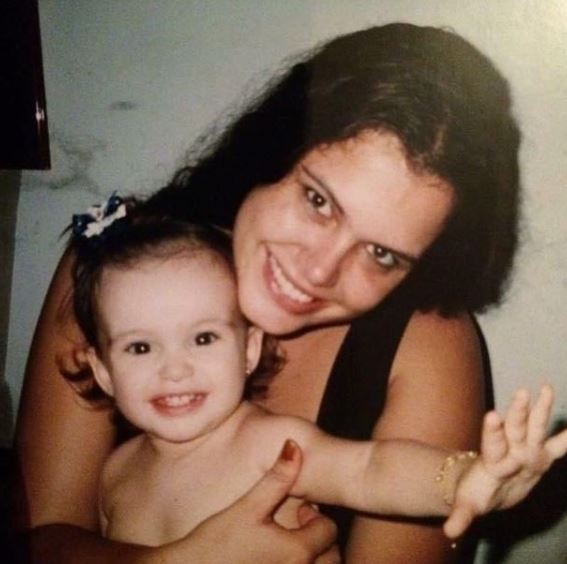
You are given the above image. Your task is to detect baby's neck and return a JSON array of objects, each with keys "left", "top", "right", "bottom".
[{"left": 140, "top": 401, "right": 255, "bottom": 460}]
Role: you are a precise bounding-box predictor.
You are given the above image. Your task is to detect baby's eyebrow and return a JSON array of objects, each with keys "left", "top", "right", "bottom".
[
  {"left": 195, "top": 318, "right": 241, "bottom": 327},
  {"left": 107, "top": 330, "right": 146, "bottom": 343}
]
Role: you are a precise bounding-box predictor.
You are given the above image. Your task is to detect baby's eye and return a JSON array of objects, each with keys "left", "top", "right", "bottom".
[
  {"left": 304, "top": 187, "right": 332, "bottom": 218},
  {"left": 365, "top": 244, "right": 398, "bottom": 270},
  {"left": 194, "top": 332, "right": 219, "bottom": 346},
  {"left": 125, "top": 342, "right": 151, "bottom": 355}
]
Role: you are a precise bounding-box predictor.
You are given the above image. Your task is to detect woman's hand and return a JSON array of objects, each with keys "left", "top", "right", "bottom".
[
  {"left": 445, "top": 384, "right": 567, "bottom": 538},
  {"left": 161, "top": 439, "right": 339, "bottom": 564}
]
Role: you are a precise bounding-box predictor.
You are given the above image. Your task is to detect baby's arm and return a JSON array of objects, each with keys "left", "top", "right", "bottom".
[
  {"left": 288, "top": 385, "right": 567, "bottom": 533},
  {"left": 289, "top": 424, "right": 456, "bottom": 516}
]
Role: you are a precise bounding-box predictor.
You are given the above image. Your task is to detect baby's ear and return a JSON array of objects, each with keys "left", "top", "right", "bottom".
[
  {"left": 86, "top": 347, "right": 115, "bottom": 397},
  {"left": 245, "top": 326, "right": 264, "bottom": 377}
]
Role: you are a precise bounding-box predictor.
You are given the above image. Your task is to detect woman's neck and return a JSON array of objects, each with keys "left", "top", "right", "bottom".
[{"left": 255, "top": 324, "right": 349, "bottom": 421}]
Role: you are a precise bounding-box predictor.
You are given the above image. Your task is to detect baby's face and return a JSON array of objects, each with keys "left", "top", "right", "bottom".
[{"left": 91, "top": 252, "right": 261, "bottom": 445}]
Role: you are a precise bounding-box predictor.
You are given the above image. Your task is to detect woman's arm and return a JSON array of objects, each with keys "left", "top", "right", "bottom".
[
  {"left": 345, "top": 310, "right": 486, "bottom": 563},
  {"left": 14, "top": 249, "right": 115, "bottom": 530}
]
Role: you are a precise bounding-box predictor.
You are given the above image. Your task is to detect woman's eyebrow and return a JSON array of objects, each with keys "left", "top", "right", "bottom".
[
  {"left": 391, "top": 248, "right": 418, "bottom": 267},
  {"left": 300, "top": 164, "right": 344, "bottom": 214}
]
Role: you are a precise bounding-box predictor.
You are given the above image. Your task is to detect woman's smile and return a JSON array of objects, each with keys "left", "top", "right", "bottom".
[{"left": 265, "top": 251, "right": 322, "bottom": 312}]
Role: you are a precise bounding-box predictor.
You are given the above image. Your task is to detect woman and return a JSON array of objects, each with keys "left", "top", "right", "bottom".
[{"left": 14, "top": 23, "right": 520, "bottom": 562}]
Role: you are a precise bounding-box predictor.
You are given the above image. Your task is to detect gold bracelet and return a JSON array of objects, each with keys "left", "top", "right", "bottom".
[{"left": 435, "top": 450, "right": 479, "bottom": 506}]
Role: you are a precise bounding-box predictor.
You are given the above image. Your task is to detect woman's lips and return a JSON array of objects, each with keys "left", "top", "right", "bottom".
[
  {"left": 264, "top": 253, "right": 323, "bottom": 314},
  {"left": 150, "top": 392, "right": 207, "bottom": 416}
]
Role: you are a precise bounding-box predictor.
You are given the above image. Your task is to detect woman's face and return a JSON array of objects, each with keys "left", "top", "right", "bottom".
[{"left": 233, "top": 131, "right": 455, "bottom": 335}]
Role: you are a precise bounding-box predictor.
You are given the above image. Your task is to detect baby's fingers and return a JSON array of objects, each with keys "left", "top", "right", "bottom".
[
  {"left": 504, "top": 388, "right": 530, "bottom": 447},
  {"left": 443, "top": 503, "right": 476, "bottom": 539},
  {"left": 545, "top": 427, "right": 567, "bottom": 460},
  {"left": 481, "top": 411, "right": 507, "bottom": 465},
  {"left": 527, "top": 384, "right": 554, "bottom": 446}
]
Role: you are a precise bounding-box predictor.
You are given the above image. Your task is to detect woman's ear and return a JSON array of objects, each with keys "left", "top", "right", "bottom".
[
  {"left": 245, "top": 326, "right": 264, "bottom": 377},
  {"left": 86, "top": 347, "right": 115, "bottom": 397}
]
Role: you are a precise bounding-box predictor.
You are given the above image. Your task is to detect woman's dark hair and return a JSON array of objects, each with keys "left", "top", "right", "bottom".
[
  {"left": 66, "top": 201, "right": 282, "bottom": 406},
  {"left": 147, "top": 22, "right": 521, "bottom": 315}
]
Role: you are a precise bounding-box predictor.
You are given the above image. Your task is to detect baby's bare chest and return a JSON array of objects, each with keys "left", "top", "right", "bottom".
[
  {"left": 102, "top": 414, "right": 304, "bottom": 546},
  {"left": 103, "top": 447, "right": 264, "bottom": 546}
]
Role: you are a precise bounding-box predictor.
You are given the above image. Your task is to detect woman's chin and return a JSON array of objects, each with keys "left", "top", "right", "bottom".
[
  {"left": 242, "top": 299, "right": 309, "bottom": 335},
  {"left": 253, "top": 312, "right": 308, "bottom": 336}
]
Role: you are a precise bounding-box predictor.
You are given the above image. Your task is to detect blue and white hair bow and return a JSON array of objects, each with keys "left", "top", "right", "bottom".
[{"left": 72, "top": 194, "right": 127, "bottom": 239}]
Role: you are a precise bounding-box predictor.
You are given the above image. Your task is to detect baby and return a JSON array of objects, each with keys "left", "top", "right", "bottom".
[{"left": 69, "top": 196, "right": 567, "bottom": 547}]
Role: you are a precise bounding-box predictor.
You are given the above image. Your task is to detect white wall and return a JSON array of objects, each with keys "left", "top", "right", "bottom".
[{"left": 6, "top": 1, "right": 567, "bottom": 560}]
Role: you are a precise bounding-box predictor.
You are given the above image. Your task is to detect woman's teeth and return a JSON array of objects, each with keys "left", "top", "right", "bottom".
[{"left": 269, "top": 255, "right": 313, "bottom": 303}]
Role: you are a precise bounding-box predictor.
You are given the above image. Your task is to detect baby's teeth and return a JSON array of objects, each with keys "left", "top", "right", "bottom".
[
  {"left": 162, "top": 394, "right": 198, "bottom": 407},
  {"left": 269, "top": 256, "right": 313, "bottom": 303}
]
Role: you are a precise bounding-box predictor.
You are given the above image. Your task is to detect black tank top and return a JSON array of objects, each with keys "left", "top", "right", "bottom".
[{"left": 316, "top": 295, "right": 415, "bottom": 550}]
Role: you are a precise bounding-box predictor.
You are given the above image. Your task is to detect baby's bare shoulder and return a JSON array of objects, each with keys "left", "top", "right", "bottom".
[{"left": 239, "top": 402, "right": 321, "bottom": 458}]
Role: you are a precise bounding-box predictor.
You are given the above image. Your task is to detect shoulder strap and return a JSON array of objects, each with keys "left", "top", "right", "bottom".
[
  {"left": 317, "top": 296, "right": 414, "bottom": 440},
  {"left": 316, "top": 296, "right": 414, "bottom": 552}
]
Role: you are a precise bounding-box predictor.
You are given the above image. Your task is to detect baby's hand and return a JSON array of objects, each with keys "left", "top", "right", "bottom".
[{"left": 444, "top": 384, "right": 567, "bottom": 539}]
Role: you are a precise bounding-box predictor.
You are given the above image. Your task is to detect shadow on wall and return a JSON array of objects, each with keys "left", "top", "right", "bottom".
[
  {"left": 476, "top": 418, "right": 567, "bottom": 562},
  {"left": 0, "top": 381, "right": 13, "bottom": 447},
  {"left": 1, "top": 170, "right": 20, "bottom": 448},
  {"left": 472, "top": 321, "right": 567, "bottom": 561}
]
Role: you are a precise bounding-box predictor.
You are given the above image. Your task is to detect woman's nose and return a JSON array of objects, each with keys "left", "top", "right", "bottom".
[
  {"left": 159, "top": 353, "right": 193, "bottom": 382},
  {"left": 300, "top": 237, "right": 348, "bottom": 288}
]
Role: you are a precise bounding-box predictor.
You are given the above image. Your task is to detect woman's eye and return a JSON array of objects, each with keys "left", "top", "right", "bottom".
[
  {"left": 305, "top": 187, "right": 332, "bottom": 218},
  {"left": 365, "top": 244, "right": 397, "bottom": 270},
  {"left": 195, "top": 332, "right": 219, "bottom": 346},
  {"left": 125, "top": 342, "right": 151, "bottom": 355}
]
